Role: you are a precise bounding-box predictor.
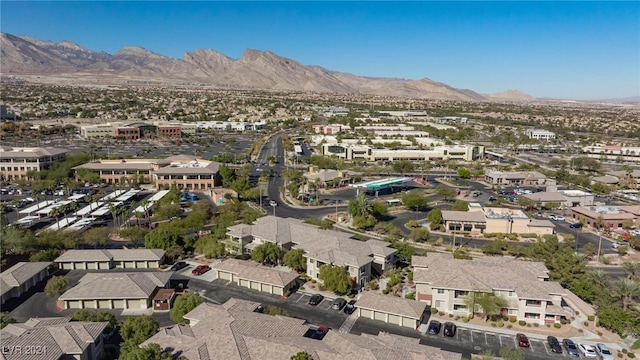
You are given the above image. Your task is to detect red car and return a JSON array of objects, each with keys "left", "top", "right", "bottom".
[
  {"left": 191, "top": 265, "right": 210, "bottom": 275},
  {"left": 517, "top": 333, "right": 530, "bottom": 348}
]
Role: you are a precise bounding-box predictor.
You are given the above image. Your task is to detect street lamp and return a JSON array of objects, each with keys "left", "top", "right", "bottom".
[
  {"left": 259, "top": 187, "right": 263, "bottom": 208},
  {"left": 597, "top": 228, "right": 603, "bottom": 263},
  {"left": 271, "top": 203, "right": 276, "bottom": 216}
]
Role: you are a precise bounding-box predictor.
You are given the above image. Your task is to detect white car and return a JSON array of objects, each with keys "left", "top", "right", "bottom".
[
  {"left": 578, "top": 344, "right": 597, "bottom": 358},
  {"left": 549, "top": 215, "right": 558, "bottom": 220},
  {"left": 595, "top": 343, "right": 614, "bottom": 360},
  {"left": 269, "top": 200, "right": 278, "bottom": 207}
]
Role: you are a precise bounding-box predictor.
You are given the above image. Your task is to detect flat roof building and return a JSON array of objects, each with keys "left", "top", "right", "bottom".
[
  {"left": 485, "top": 170, "right": 555, "bottom": 187},
  {"left": 0, "top": 146, "right": 68, "bottom": 181},
  {"left": 570, "top": 206, "right": 637, "bottom": 229},
  {"left": 525, "top": 129, "right": 556, "bottom": 140},
  {"left": 441, "top": 205, "right": 555, "bottom": 236}
]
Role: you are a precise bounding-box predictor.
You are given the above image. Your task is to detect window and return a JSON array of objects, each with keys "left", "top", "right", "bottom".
[
  {"left": 453, "top": 304, "right": 467, "bottom": 311},
  {"left": 524, "top": 312, "right": 540, "bottom": 319},
  {"left": 508, "top": 309, "right": 517, "bottom": 315},
  {"left": 437, "top": 289, "right": 445, "bottom": 294},
  {"left": 435, "top": 300, "right": 445, "bottom": 308},
  {"left": 463, "top": 224, "right": 472, "bottom": 232},
  {"left": 509, "top": 291, "right": 515, "bottom": 297}
]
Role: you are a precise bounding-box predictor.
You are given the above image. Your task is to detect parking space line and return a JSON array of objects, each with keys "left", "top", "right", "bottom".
[
  {"left": 499, "top": 336, "right": 503, "bottom": 347},
  {"left": 484, "top": 333, "right": 489, "bottom": 345},
  {"left": 513, "top": 337, "right": 518, "bottom": 348},
  {"left": 470, "top": 330, "right": 473, "bottom": 343},
  {"left": 542, "top": 342, "right": 551, "bottom": 354},
  {"left": 296, "top": 294, "right": 307, "bottom": 303},
  {"left": 323, "top": 300, "right": 333, "bottom": 310}
]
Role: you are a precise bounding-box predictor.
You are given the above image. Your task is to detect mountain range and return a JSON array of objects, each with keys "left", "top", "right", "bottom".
[{"left": 0, "top": 33, "right": 535, "bottom": 101}]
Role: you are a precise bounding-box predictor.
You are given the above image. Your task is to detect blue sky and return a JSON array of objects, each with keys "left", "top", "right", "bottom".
[{"left": 1, "top": 1, "right": 638, "bottom": 99}]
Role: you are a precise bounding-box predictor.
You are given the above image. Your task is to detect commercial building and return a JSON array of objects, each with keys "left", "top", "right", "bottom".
[
  {"left": 525, "top": 129, "right": 556, "bottom": 140},
  {"left": 80, "top": 121, "right": 196, "bottom": 139},
  {"left": 412, "top": 253, "right": 573, "bottom": 325},
  {"left": 570, "top": 206, "right": 638, "bottom": 229},
  {"left": 303, "top": 167, "right": 361, "bottom": 187},
  {"left": 210, "top": 259, "right": 298, "bottom": 296},
  {"left": 74, "top": 155, "right": 221, "bottom": 189},
  {"left": 320, "top": 143, "right": 484, "bottom": 162},
  {"left": 226, "top": 216, "right": 396, "bottom": 287},
  {"left": 141, "top": 299, "right": 461, "bottom": 360},
  {"left": 59, "top": 272, "right": 172, "bottom": 310},
  {"left": 54, "top": 249, "right": 165, "bottom": 270},
  {"left": 440, "top": 206, "right": 555, "bottom": 236},
  {"left": 0, "top": 262, "right": 51, "bottom": 305},
  {"left": 313, "top": 124, "right": 346, "bottom": 134},
  {"left": 582, "top": 145, "right": 640, "bottom": 163},
  {"left": 524, "top": 189, "right": 595, "bottom": 208},
  {"left": 195, "top": 120, "right": 267, "bottom": 131},
  {"left": 356, "top": 291, "right": 429, "bottom": 329},
  {"left": 0, "top": 317, "right": 108, "bottom": 360},
  {"left": 378, "top": 110, "right": 429, "bottom": 117},
  {"left": 437, "top": 116, "right": 469, "bottom": 124},
  {"left": 485, "top": 171, "right": 555, "bottom": 187},
  {"left": 0, "top": 146, "right": 68, "bottom": 181},
  {"left": 113, "top": 126, "right": 140, "bottom": 139}
]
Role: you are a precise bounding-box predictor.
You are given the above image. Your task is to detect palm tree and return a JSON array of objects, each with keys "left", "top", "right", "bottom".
[
  {"left": 612, "top": 278, "right": 640, "bottom": 310},
  {"left": 464, "top": 292, "right": 508, "bottom": 319},
  {"left": 50, "top": 207, "right": 64, "bottom": 230},
  {"left": 587, "top": 269, "right": 608, "bottom": 288},
  {"left": 68, "top": 202, "right": 79, "bottom": 218},
  {"left": 348, "top": 192, "right": 372, "bottom": 218},
  {"left": 622, "top": 262, "right": 640, "bottom": 281}
]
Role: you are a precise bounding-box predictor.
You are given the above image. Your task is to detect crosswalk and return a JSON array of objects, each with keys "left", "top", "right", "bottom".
[{"left": 338, "top": 313, "right": 359, "bottom": 333}]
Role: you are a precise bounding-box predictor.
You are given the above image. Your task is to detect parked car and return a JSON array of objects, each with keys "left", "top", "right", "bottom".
[
  {"left": 569, "top": 223, "right": 583, "bottom": 229},
  {"left": 308, "top": 294, "right": 324, "bottom": 306},
  {"left": 269, "top": 200, "right": 278, "bottom": 207},
  {"left": 443, "top": 322, "right": 456, "bottom": 337},
  {"left": 578, "top": 343, "right": 597, "bottom": 358},
  {"left": 170, "top": 262, "right": 188, "bottom": 271},
  {"left": 563, "top": 339, "right": 579, "bottom": 356},
  {"left": 427, "top": 320, "right": 441, "bottom": 335},
  {"left": 612, "top": 241, "right": 626, "bottom": 249},
  {"left": 595, "top": 343, "right": 614, "bottom": 360},
  {"left": 191, "top": 265, "right": 210, "bottom": 275},
  {"left": 516, "top": 333, "right": 530, "bottom": 348},
  {"left": 344, "top": 300, "right": 356, "bottom": 314},
  {"left": 303, "top": 326, "right": 329, "bottom": 340},
  {"left": 547, "top": 336, "right": 562, "bottom": 353},
  {"left": 331, "top": 298, "right": 347, "bottom": 310},
  {"left": 488, "top": 196, "right": 497, "bottom": 202},
  {"left": 555, "top": 216, "right": 566, "bottom": 221},
  {"left": 253, "top": 305, "right": 264, "bottom": 313}
]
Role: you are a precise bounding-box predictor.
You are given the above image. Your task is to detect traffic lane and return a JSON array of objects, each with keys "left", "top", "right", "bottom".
[
  {"left": 184, "top": 278, "right": 349, "bottom": 330},
  {"left": 553, "top": 220, "right": 616, "bottom": 254}
]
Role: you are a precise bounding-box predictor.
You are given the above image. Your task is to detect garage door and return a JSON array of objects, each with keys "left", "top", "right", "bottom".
[
  {"left": 136, "top": 261, "right": 146, "bottom": 268},
  {"left": 388, "top": 314, "right": 401, "bottom": 326},
  {"left": 124, "top": 261, "right": 136, "bottom": 269},
  {"left": 67, "top": 300, "right": 82, "bottom": 309},
  {"left": 113, "top": 300, "right": 125, "bottom": 308},
  {"left": 82, "top": 300, "right": 96, "bottom": 309},
  {"left": 97, "top": 300, "right": 111, "bottom": 309},
  {"left": 62, "top": 263, "right": 74, "bottom": 270},
  {"left": 74, "top": 262, "right": 86, "bottom": 270},
  {"left": 87, "top": 262, "right": 97, "bottom": 270},
  {"left": 239, "top": 279, "right": 249, "bottom": 288},
  {"left": 374, "top": 311, "right": 386, "bottom": 321},
  {"left": 360, "top": 309, "right": 374, "bottom": 319},
  {"left": 125, "top": 299, "right": 138, "bottom": 309},
  {"left": 219, "top": 272, "right": 233, "bottom": 281},
  {"left": 250, "top": 281, "right": 261, "bottom": 290},
  {"left": 148, "top": 261, "right": 158, "bottom": 268},
  {"left": 98, "top": 262, "right": 110, "bottom": 270},
  {"left": 261, "top": 284, "right": 272, "bottom": 294},
  {"left": 273, "top": 286, "right": 283, "bottom": 296},
  {"left": 402, "top": 317, "right": 417, "bottom": 328}
]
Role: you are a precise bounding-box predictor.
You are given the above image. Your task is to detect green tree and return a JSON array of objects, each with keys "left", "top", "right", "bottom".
[
  {"left": 436, "top": 185, "right": 456, "bottom": 202},
  {"left": 218, "top": 164, "right": 237, "bottom": 188},
  {"left": 283, "top": 249, "right": 307, "bottom": 272},
  {"left": 392, "top": 241, "right": 414, "bottom": 263},
  {"left": 82, "top": 227, "right": 111, "bottom": 248},
  {"left": 119, "top": 227, "right": 150, "bottom": 247},
  {"left": 44, "top": 276, "right": 68, "bottom": 298},
  {"left": 119, "top": 343, "right": 173, "bottom": 360},
  {"left": 144, "top": 228, "right": 180, "bottom": 250},
  {"left": 352, "top": 215, "right": 377, "bottom": 230},
  {"left": 427, "top": 209, "right": 443, "bottom": 230},
  {"left": 348, "top": 193, "right": 372, "bottom": 218},
  {"left": 290, "top": 351, "right": 313, "bottom": 360},
  {"left": 120, "top": 316, "right": 160, "bottom": 353},
  {"left": 0, "top": 312, "right": 15, "bottom": 329},
  {"left": 451, "top": 200, "right": 469, "bottom": 211},
  {"left": 170, "top": 292, "right": 205, "bottom": 324},
  {"left": 251, "top": 242, "right": 281, "bottom": 265},
  {"left": 263, "top": 305, "right": 289, "bottom": 316},
  {"left": 71, "top": 309, "right": 117, "bottom": 331},
  {"left": 524, "top": 235, "right": 586, "bottom": 287},
  {"left": 401, "top": 191, "right": 429, "bottom": 211},
  {"left": 464, "top": 292, "right": 508, "bottom": 318},
  {"left": 612, "top": 278, "right": 640, "bottom": 310},
  {"left": 392, "top": 160, "right": 415, "bottom": 174},
  {"left": 481, "top": 240, "right": 508, "bottom": 255},
  {"left": 410, "top": 228, "right": 430, "bottom": 242},
  {"left": 195, "top": 235, "right": 226, "bottom": 259},
  {"left": 318, "top": 264, "right": 353, "bottom": 294},
  {"left": 457, "top": 168, "right": 471, "bottom": 179}
]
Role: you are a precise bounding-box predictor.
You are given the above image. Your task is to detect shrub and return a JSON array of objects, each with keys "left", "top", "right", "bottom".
[
  {"left": 526, "top": 323, "right": 531, "bottom": 327},
  {"left": 506, "top": 324, "right": 512, "bottom": 329},
  {"left": 629, "top": 353, "right": 636, "bottom": 359},
  {"left": 587, "top": 315, "right": 595, "bottom": 321},
  {"left": 491, "top": 323, "right": 497, "bottom": 327},
  {"left": 448, "top": 314, "right": 454, "bottom": 318},
  {"left": 382, "top": 289, "right": 389, "bottom": 295},
  {"left": 546, "top": 324, "right": 551, "bottom": 327},
  {"left": 510, "top": 316, "right": 517, "bottom": 323},
  {"left": 584, "top": 321, "right": 589, "bottom": 326},
  {"left": 430, "top": 308, "right": 438, "bottom": 314},
  {"left": 575, "top": 311, "right": 580, "bottom": 316},
  {"left": 454, "top": 316, "right": 460, "bottom": 320},
  {"left": 368, "top": 280, "right": 379, "bottom": 290},
  {"left": 554, "top": 323, "right": 561, "bottom": 329},
  {"left": 462, "top": 317, "right": 470, "bottom": 323},
  {"left": 439, "top": 312, "right": 445, "bottom": 316},
  {"left": 497, "top": 322, "right": 504, "bottom": 328},
  {"left": 618, "top": 353, "right": 623, "bottom": 358},
  {"left": 624, "top": 349, "right": 629, "bottom": 354},
  {"left": 405, "top": 293, "right": 415, "bottom": 300},
  {"left": 597, "top": 331, "right": 603, "bottom": 336},
  {"left": 533, "top": 323, "right": 539, "bottom": 327},
  {"left": 518, "top": 320, "right": 526, "bottom": 326},
  {"left": 633, "top": 340, "right": 640, "bottom": 350}
]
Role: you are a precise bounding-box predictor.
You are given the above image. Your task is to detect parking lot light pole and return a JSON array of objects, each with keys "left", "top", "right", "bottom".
[
  {"left": 259, "top": 187, "right": 262, "bottom": 208},
  {"left": 271, "top": 204, "right": 276, "bottom": 216},
  {"left": 597, "top": 230, "right": 603, "bottom": 263}
]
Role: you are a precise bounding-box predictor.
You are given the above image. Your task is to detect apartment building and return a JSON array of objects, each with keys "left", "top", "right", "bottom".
[
  {"left": 74, "top": 155, "right": 220, "bottom": 189},
  {"left": 485, "top": 170, "right": 555, "bottom": 187},
  {"left": 525, "top": 129, "right": 556, "bottom": 140},
  {"left": 412, "top": 253, "right": 572, "bottom": 325},
  {"left": 582, "top": 145, "right": 640, "bottom": 163},
  {"left": 320, "top": 143, "right": 484, "bottom": 162},
  {"left": 226, "top": 216, "right": 396, "bottom": 287},
  {"left": 0, "top": 146, "right": 68, "bottom": 181},
  {"left": 441, "top": 206, "right": 555, "bottom": 236}
]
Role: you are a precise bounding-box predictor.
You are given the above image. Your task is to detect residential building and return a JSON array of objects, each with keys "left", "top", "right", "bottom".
[
  {"left": 582, "top": 145, "right": 640, "bottom": 163},
  {"left": 441, "top": 206, "right": 555, "bottom": 236},
  {"left": 210, "top": 259, "right": 298, "bottom": 296},
  {"left": 142, "top": 299, "right": 461, "bottom": 360},
  {"left": 525, "top": 129, "right": 556, "bottom": 140},
  {"left": 0, "top": 146, "right": 68, "bottom": 181},
  {"left": 73, "top": 155, "right": 221, "bottom": 189},
  {"left": 570, "top": 206, "right": 638, "bottom": 229},
  {"left": 226, "top": 216, "right": 396, "bottom": 287},
  {"left": 524, "top": 189, "right": 595, "bottom": 208},
  {"left": 356, "top": 291, "right": 429, "bottom": 328},
  {"left": 485, "top": 170, "right": 555, "bottom": 187},
  {"left": 0, "top": 317, "right": 108, "bottom": 360},
  {"left": 59, "top": 272, "right": 172, "bottom": 310},
  {"left": 54, "top": 249, "right": 165, "bottom": 270},
  {"left": 0, "top": 262, "right": 51, "bottom": 305},
  {"left": 412, "top": 253, "right": 572, "bottom": 325}
]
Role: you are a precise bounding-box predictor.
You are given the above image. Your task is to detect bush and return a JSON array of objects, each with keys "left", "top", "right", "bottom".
[
  {"left": 368, "top": 280, "right": 379, "bottom": 290},
  {"left": 618, "top": 353, "right": 624, "bottom": 358},
  {"left": 430, "top": 307, "right": 438, "bottom": 314},
  {"left": 629, "top": 353, "right": 636, "bottom": 359},
  {"left": 382, "top": 289, "right": 389, "bottom": 295},
  {"left": 518, "top": 320, "right": 526, "bottom": 326},
  {"left": 454, "top": 316, "right": 460, "bottom": 320},
  {"left": 554, "top": 323, "right": 562, "bottom": 329},
  {"left": 510, "top": 316, "right": 517, "bottom": 323},
  {"left": 506, "top": 324, "right": 512, "bottom": 329},
  {"left": 587, "top": 315, "right": 595, "bottom": 321},
  {"left": 546, "top": 323, "right": 551, "bottom": 327},
  {"left": 597, "top": 331, "right": 603, "bottom": 336},
  {"left": 463, "top": 317, "right": 470, "bottom": 323},
  {"left": 533, "top": 323, "right": 539, "bottom": 327},
  {"left": 584, "top": 321, "right": 590, "bottom": 326},
  {"left": 405, "top": 293, "right": 415, "bottom": 300},
  {"left": 632, "top": 340, "right": 640, "bottom": 350},
  {"left": 439, "top": 312, "right": 445, "bottom": 316},
  {"left": 491, "top": 323, "right": 497, "bottom": 327},
  {"left": 448, "top": 314, "right": 454, "bottom": 318},
  {"left": 497, "top": 322, "right": 504, "bottom": 328}
]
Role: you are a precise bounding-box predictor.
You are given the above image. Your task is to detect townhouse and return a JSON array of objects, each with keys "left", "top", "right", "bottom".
[
  {"left": 226, "top": 216, "right": 396, "bottom": 287},
  {"left": 0, "top": 146, "right": 68, "bottom": 181},
  {"left": 412, "top": 253, "right": 572, "bottom": 325}
]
